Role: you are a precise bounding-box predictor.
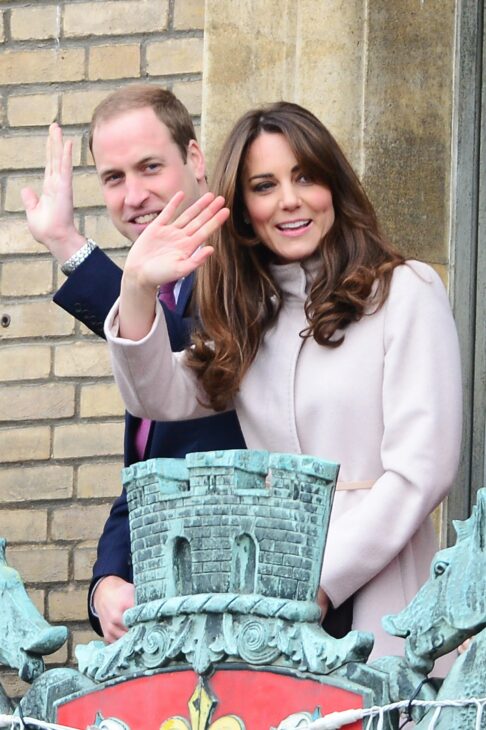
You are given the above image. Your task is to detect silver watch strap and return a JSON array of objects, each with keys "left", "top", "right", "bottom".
[{"left": 60, "top": 239, "right": 97, "bottom": 275}]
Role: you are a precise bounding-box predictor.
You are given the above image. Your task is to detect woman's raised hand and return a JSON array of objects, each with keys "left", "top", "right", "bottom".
[
  {"left": 124, "top": 190, "right": 228, "bottom": 289},
  {"left": 119, "top": 191, "right": 229, "bottom": 340}
]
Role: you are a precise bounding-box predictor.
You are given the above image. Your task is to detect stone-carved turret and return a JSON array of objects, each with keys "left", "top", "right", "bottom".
[
  {"left": 124, "top": 450, "right": 336, "bottom": 607},
  {"left": 77, "top": 449, "right": 374, "bottom": 682}
]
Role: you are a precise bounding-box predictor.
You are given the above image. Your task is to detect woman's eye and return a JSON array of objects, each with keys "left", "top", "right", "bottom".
[{"left": 253, "top": 182, "right": 274, "bottom": 193}]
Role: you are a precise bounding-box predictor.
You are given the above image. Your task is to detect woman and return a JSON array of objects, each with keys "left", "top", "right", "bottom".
[{"left": 105, "top": 102, "right": 462, "bottom": 661}]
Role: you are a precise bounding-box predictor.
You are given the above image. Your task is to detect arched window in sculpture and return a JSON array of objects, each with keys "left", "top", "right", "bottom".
[
  {"left": 230, "top": 533, "right": 257, "bottom": 593},
  {"left": 173, "top": 537, "right": 192, "bottom": 595}
]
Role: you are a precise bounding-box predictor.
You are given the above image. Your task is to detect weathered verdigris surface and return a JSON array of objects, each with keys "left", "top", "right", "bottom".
[
  {"left": 0, "top": 538, "right": 68, "bottom": 682},
  {"left": 379, "top": 488, "right": 486, "bottom": 728},
  {"left": 77, "top": 451, "right": 376, "bottom": 680}
]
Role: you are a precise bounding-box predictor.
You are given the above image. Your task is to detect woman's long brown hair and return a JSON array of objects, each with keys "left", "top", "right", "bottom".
[{"left": 187, "top": 102, "right": 405, "bottom": 411}]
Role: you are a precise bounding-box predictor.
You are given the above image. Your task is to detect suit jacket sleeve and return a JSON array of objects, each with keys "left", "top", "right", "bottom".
[
  {"left": 87, "top": 490, "right": 131, "bottom": 635},
  {"left": 54, "top": 247, "right": 192, "bottom": 347},
  {"left": 54, "top": 249, "right": 192, "bottom": 634}
]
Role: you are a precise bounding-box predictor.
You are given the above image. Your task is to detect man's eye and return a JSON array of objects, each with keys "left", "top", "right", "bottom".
[
  {"left": 103, "top": 174, "right": 122, "bottom": 185},
  {"left": 145, "top": 163, "right": 161, "bottom": 172}
]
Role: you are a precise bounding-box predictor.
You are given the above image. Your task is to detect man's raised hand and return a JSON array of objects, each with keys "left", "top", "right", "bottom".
[{"left": 21, "top": 122, "right": 86, "bottom": 263}]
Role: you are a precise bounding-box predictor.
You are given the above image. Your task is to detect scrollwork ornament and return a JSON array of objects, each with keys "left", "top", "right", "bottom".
[
  {"left": 141, "top": 624, "right": 171, "bottom": 668},
  {"left": 236, "top": 618, "right": 280, "bottom": 665}
]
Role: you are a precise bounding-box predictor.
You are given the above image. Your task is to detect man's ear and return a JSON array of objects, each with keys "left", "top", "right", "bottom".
[{"left": 186, "top": 139, "right": 206, "bottom": 182}]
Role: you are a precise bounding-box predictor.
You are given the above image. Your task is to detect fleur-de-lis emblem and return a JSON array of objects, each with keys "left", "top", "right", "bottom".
[{"left": 160, "top": 679, "right": 245, "bottom": 730}]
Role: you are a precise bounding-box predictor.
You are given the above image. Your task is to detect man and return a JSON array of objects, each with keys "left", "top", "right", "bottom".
[{"left": 22, "top": 85, "right": 246, "bottom": 642}]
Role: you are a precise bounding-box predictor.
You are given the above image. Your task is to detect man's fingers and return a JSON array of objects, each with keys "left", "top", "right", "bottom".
[
  {"left": 61, "top": 139, "right": 73, "bottom": 181},
  {"left": 20, "top": 187, "right": 39, "bottom": 212},
  {"left": 49, "top": 122, "right": 63, "bottom": 175}
]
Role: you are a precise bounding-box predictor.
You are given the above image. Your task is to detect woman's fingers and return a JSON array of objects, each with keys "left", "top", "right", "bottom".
[{"left": 153, "top": 190, "right": 186, "bottom": 226}]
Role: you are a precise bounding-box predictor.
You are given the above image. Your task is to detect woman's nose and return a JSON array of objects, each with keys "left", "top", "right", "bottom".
[{"left": 279, "top": 183, "right": 301, "bottom": 210}]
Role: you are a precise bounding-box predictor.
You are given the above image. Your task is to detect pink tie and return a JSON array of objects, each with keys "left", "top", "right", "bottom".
[
  {"left": 134, "top": 280, "right": 177, "bottom": 460},
  {"left": 159, "top": 280, "right": 177, "bottom": 310}
]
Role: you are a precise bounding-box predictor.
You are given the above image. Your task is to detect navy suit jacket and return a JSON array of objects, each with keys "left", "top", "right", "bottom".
[{"left": 54, "top": 247, "right": 246, "bottom": 635}]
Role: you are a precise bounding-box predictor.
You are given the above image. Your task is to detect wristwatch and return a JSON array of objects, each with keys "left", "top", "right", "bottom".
[{"left": 60, "top": 239, "right": 97, "bottom": 275}]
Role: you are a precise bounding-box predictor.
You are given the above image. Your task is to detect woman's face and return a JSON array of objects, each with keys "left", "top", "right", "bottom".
[{"left": 242, "top": 132, "right": 335, "bottom": 263}]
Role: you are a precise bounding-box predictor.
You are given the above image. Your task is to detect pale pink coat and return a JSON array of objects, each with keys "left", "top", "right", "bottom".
[{"left": 105, "top": 260, "right": 462, "bottom": 661}]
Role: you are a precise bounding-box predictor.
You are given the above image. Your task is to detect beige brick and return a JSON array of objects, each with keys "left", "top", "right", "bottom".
[
  {"left": 172, "top": 80, "right": 202, "bottom": 116},
  {"left": 10, "top": 172, "right": 100, "bottom": 214},
  {"left": 48, "top": 585, "right": 89, "bottom": 622},
  {"left": 73, "top": 543, "right": 98, "bottom": 580},
  {"left": 80, "top": 382, "right": 124, "bottom": 418},
  {"left": 0, "top": 383, "right": 75, "bottom": 422},
  {"left": 45, "top": 642, "right": 69, "bottom": 666},
  {"left": 0, "top": 217, "right": 41, "bottom": 254},
  {"left": 147, "top": 37, "right": 203, "bottom": 76},
  {"left": 27, "top": 588, "right": 46, "bottom": 615},
  {"left": 0, "top": 48, "right": 85, "bottom": 85},
  {"left": 5, "top": 173, "right": 42, "bottom": 212},
  {"left": 0, "top": 134, "right": 81, "bottom": 170},
  {"left": 51, "top": 504, "right": 110, "bottom": 541},
  {"left": 53, "top": 421, "right": 124, "bottom": 459},
  {"left": 0, "top": 465, "right": 73, "bottom": 503},
  {"left": 64, "top": 0, "right": 168, "bottom": 37},
  {"left": 84, "top": 214, "right": 128, "bottom": 248},
  {"left": 0, "top": 509, "right": 47, "bottom": 542},
  {"left": 89, "top": 44, "right": 140, "bottom": 81},
  {"left": 72, "top": 170, "right": 104, "bottom": 207},
  {"left": 1, "top": 260, "right": 54, "bottom": 296},
  {"left": 11, "top": 5, "right": 59, "bottom": 41},
  {"left": 78, "top": 461, "right": 123, "bottom": 499},
  {"left": 0, "top": 344, "right": 51, "bottom": 381},
  {"left": 0, "top": 425, "right": 50, "bottom": 463},
  {"left": 8, "top": 93, "right": 58, "bottom": 126},
  {"left": 62, "top": 88, "right": 114, "bottom": 125},
  {"left": 0, "top": 300, "right": 73, "bottom": 339},
  {"left": 0, "top": 671, "right": 30, "bottom": 702},
  {"left": 173, "top": 0, "right": 205, "bottom": 29},
  {"left": 0, "top": 11, "right": 4, "bottom": 43},
  {"left": 71, "top": 627, "right": 102, "bottom": 650},
  {"left": 54, "top": 341, "right": 113, "bottom": 377},
  {"left": 7, "top": 545, "right": 69, "bottom": 582}
]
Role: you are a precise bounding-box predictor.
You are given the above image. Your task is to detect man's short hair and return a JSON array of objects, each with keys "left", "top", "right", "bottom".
[{"left": 89, "top": 84, "right": 197, "bottom": 162}]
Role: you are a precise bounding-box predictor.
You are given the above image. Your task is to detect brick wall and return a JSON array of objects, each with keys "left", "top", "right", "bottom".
[{"left": 0, "top": 0, "right": 204, "bottom": 700}]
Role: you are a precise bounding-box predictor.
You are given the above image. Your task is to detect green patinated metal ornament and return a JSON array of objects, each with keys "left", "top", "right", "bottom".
[
  {"left": 0, "top": 537, "right": 68, "bottom": 683},
  {"left": 1, "top": 452, "right": 485, "bottom": 729}
]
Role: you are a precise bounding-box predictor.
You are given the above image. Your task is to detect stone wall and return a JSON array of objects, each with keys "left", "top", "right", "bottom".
[{"left": 0, "top": 0, "right": 204, "bottom": 700}]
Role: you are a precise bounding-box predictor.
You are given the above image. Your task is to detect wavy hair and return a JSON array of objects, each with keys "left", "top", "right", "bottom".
[{"left": 187, "top": 102, "right": 404, "bottom": 410}]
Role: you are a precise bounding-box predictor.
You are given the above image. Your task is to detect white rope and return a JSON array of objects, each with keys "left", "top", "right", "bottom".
[
  {"left": 475, "top": 699, "right": 484, "bottom": 730},
  {"left": 0, "top": 714, "right": 79, "bottom": 730},
  {"left": 301, "top": 696, "right": 486, "bottom": 730}
]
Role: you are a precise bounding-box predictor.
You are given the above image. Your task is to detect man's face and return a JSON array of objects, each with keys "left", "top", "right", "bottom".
[{"left": 92, "top": 106, "right": 206, "bottom": 242}]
